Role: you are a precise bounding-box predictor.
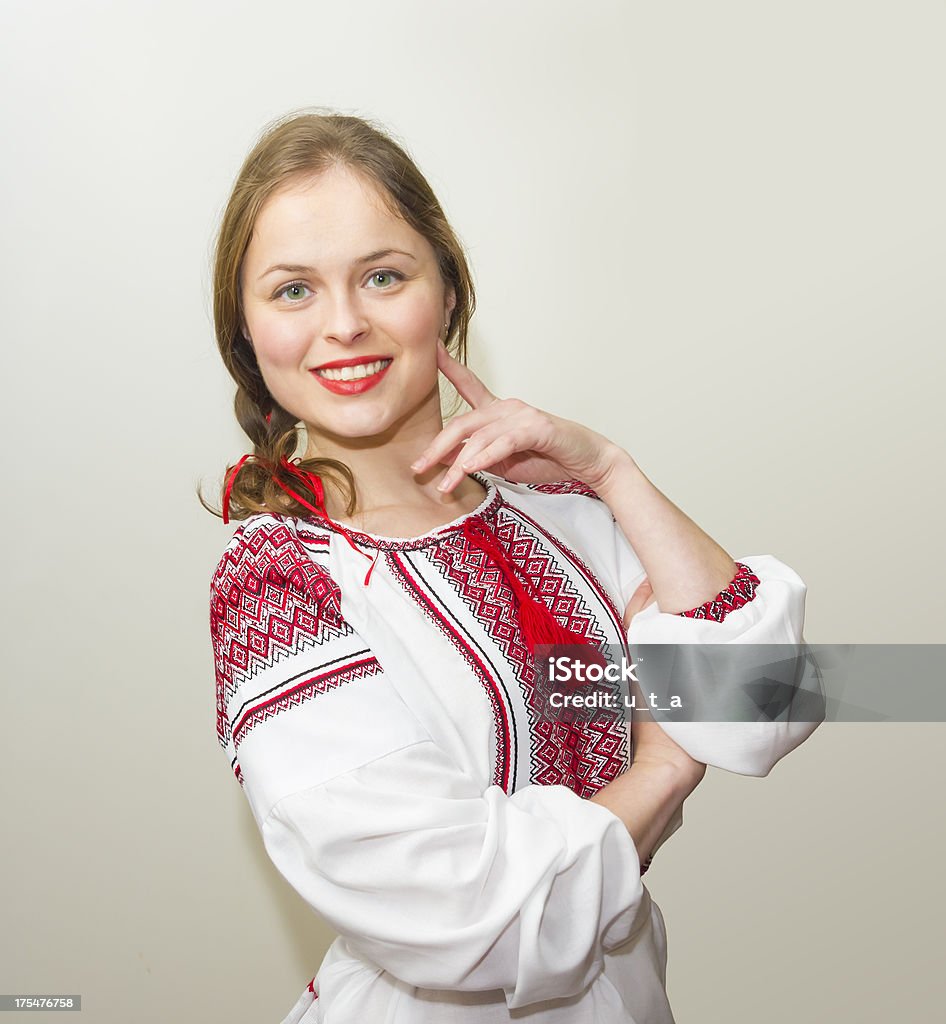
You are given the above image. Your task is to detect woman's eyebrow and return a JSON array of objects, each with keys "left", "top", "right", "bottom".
[{"left": 257, "top": 249, "right": 417, "bottom": 282}]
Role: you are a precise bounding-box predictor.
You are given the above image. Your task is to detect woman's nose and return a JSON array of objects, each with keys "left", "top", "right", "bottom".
[{"left": 322, "top": 291, "right": 370, "bottom": 345}]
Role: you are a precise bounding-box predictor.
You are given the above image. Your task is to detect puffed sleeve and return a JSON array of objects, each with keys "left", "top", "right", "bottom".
[
  {"left": 210, "top": 517, "right": 654, "bottom": 1010},
  {"left": 518, "top": 479, "right": 825, "bottom": 778},
  {"left": 263, "top": 744, "right": 653, "bottom": 1008},
  {"left": 611, "top": 525, "right": 825, "bottom": 779}
]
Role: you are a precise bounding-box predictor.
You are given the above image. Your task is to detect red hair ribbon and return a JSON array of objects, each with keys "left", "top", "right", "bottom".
[
  {"left": 222, "top": 454, "right": 380, "bottom": 586},
  {"left": 461, "top": 516, "right": 603, "bottom": 661},
  {"left": 222, "top": 454, "right": 253, "bottom": 526}
]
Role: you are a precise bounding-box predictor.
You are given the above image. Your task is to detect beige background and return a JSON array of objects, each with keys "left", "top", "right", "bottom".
[{"left": 2, "top": 0, "right": 943, "bottom": 1021}]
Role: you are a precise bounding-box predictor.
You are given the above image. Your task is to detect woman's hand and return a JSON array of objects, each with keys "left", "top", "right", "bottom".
[
  {"left": 410, "top": 340, "right": 625, "bottom": 491},
  {"left": 631, "top": 706, "right": 707, "bottom": 791}
]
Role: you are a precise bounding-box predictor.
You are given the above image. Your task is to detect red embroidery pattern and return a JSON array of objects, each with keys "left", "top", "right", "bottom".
[
  {"left": 527, "top": 478, "right": 604, "bottom": 501},
  {"left": 510, "top": 504, "right": 629, "bottom": 638},
  {"left": 531, "top": 715, "right": 628, "bottom": 796},
  {"left": 210, "top": 519, "right": 381, "bottom": 779},
  {"left": 427, "top": 509, "right": 628, "bottom": 798},
  {"left": 679, "top": 561, "right": 760, "bottom": 621},
  {"left": 232, "top": 656, "right": 381, "bottom": 750}
]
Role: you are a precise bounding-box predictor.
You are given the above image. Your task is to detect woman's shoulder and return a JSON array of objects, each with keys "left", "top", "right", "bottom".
[
  {"left": 485, "top": 473, "right": 615, "bottom": 524},
  {"left": 481, "top": 471, "right": 605, "bottom": 501},
  {"left": 512, "top": 478, "right": 605, "bottom": 501},
  {"left": 482, "top": 474, "right": 621, "bottom": 577},
  {"left": 210, "top": 510, "right": 338, "bottom": 607},
  {"left": 482, "top": 473, "right": 627, "bottom": 608}
]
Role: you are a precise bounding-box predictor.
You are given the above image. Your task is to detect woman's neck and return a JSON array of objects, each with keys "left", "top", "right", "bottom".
[{"left": 304, "top": 409, "right": 486, "bottom": 529}]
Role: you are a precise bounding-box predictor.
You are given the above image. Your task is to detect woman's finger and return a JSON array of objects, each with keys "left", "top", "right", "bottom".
[
  {"left": 452, "top": 432, "right": 521, "bottom": 480},
  {"left": 437, "top": 339, "right": 497, "bottom": 410},
  {"left": 434, "top": 443, "right": 468, "bottom": 468},
  {"left": 412, "top": 402, "right": 512, "bottom": 473},
  {"left": 437, "top": 418, "right": 526, "bottom": 491},
  {"left": 623, "top": 578, "right": 657, "bottom": 629}
]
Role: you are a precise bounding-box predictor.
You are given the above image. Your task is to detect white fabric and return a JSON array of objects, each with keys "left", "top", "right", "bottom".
[
  {"left": 211, "top": 471, "right": 820, "bottom": 1023},
  {"left": 622, "top": 556, "right": 821, "bottom": 778}
]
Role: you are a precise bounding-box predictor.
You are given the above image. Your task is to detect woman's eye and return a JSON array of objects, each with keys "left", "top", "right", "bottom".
[
  {"left": 274, "top": 272, "right": 402, "bottom": 302},
  {"left": 367, "top": 270, "right": 403, "bottom": 288},
  {"left": 276, "top": 282, "right": 311, "bottom": 302}
]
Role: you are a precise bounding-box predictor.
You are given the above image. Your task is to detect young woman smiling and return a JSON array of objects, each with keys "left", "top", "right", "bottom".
[{"left": 203, "top": 110, "right": 821, "bottom": 1024}]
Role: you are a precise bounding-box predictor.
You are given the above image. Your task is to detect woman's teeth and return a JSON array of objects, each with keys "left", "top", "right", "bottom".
[{"left": 316, "top": 358, "right": 392, "bottom": 381}]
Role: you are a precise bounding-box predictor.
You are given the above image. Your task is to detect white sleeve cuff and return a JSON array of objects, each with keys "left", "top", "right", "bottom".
[{"left": 626, "top": 555, "right": 824, "bottom": 777}]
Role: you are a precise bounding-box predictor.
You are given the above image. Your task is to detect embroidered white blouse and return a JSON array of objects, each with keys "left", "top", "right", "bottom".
[{"left": 209, "top": 471, "right": 821, "bottom": 1024}]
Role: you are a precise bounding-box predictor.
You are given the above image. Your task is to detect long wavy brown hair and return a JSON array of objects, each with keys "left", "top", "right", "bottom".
[{"left": 198, "top": 107, "right": 477, "bottom": 523}]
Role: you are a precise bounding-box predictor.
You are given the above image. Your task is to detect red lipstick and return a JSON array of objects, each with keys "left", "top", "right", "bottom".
[{"left": 309, "top": 356, "right": 393, "bottom": 395}]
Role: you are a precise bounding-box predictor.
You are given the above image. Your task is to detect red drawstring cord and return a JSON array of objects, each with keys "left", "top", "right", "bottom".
[
  {"left": 461, "top": 516, "right": 599, "bottom": 657},
  {"left": 222, "top": 454, "right": 380, "bottom": 586}
]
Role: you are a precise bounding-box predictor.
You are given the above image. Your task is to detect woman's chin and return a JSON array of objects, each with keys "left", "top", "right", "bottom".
[{"left": 303, "top": 416, "right": 399, "bottom": 449}]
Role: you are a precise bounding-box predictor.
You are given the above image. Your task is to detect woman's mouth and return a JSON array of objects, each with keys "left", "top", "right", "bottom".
[{"left": 310, "top": 358, "right": 393, "bottom": 394}]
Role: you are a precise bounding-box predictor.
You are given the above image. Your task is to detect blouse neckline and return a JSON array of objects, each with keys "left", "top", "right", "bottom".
[{"left": 299, "top": 471, "right": 504, "bottom": 551}]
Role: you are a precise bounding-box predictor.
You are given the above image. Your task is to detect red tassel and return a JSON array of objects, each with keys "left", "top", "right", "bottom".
[
  {"left": 517, "top": 593, "right": 591, "bottom": 652},
  {"left": 462, "top": 517, "right": 604, "bottom": 667}
]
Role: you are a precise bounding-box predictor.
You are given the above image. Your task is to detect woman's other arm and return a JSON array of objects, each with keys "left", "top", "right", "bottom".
[
  {"left": 590, "top": 574, "right": 707, "bottom": 864},
  {"left": 417, "top": 349, "right": 823, "bottom": 778},
  {"left": 592, "top": 446, "right": 738, "bottom": 616}
]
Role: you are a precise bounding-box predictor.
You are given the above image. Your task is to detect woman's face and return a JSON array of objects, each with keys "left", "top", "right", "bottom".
[{"left": 240, "top": 165, "right": 456, "bottom": 449}]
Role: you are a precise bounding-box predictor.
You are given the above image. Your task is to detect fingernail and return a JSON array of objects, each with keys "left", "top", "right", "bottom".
[{"left": 411, "top": 459, "right": 424, "bottom": 471}]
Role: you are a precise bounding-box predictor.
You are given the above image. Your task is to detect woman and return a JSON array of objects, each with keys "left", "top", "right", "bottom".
[{"left": 204, "top": 109, "right": 821, "bottom": 1024}]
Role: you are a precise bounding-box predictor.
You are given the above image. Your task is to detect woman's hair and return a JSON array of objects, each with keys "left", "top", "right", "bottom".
[{"left": 198, "top": 107, "right": 476, "bottom": 522}]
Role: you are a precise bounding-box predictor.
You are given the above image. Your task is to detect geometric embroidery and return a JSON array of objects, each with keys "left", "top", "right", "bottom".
[
  {"left": 427, "top": 506, "right": 628, "bottom": 799},
  {"left": 677, "top": 560, "right": 761, "bottom": 621},
  {"left": 209, "top": 518, "right": 381, "bottom": 782},
  {"left": 527, "top": 478, "right": 606, "bottom": 502},
  {"left": 231, "top": 654, "right": 381, "bottom": 750}
]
